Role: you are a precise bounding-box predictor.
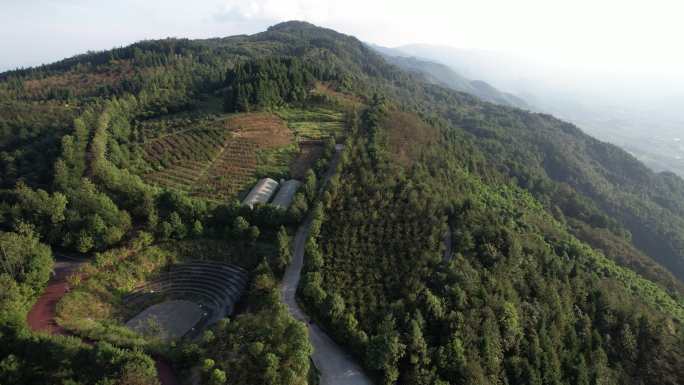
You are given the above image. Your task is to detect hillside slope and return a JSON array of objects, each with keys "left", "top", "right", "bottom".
[
  {"left": 0, "top": 20, "right": 683, "bottom": 385},
  {"left": 395, "top": 43, "right": 684, "bottom": 178}
]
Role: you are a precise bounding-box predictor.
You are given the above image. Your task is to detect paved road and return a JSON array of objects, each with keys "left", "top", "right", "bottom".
[{"left": 281, "top": 148, "right": 374, "bottom": 385}]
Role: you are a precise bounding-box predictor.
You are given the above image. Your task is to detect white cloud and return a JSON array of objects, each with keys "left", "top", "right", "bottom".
[{"left": 213, "top": 0, "right": 332, "bottom": 23}]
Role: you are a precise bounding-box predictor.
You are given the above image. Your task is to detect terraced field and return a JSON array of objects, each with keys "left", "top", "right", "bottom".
[
  {"left": 139, "top": 109, "right": 347, "bottom": 200},
  {"left": 141, "top": 113, "right": 297, "bottom": 200},
  {"left": 143, "top": 128, "right": 231, "bottom": 169},
  {"left": 195, "top": 138, "right": 260, "bottom": 200}
]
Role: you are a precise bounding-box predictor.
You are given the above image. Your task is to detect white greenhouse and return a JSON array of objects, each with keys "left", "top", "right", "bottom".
[
  {"left": 271, "top": 179, "right": 302, "bottom": 209},
  {"left": 242, "top": 178, "right": 279, "bottom": 208}
]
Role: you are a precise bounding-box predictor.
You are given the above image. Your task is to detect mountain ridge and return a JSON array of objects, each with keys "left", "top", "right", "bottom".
[{"left": 370, "top": 44, "right": 529, "bottom": 108}]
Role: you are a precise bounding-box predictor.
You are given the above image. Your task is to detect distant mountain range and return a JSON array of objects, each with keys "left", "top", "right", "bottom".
[
  {"left": 371, "top": 44, "right": 529, "bottom": 109},
  {"left": 381, "top": 43, "right": 684, "bottom": 178}
]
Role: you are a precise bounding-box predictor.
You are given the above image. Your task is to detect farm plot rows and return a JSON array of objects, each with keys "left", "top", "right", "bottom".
[
  {"left": 141, "top": 112, "right": 300, "bottom": 200},
  {"left": 143, "top": 128, "right": 230, "bottom": 169},
  {"left": 194, "top": 138, "right": 259, "bottom": 200},
  {"left": 133, "top": 114, "right": 226, "bottom": 145},
  {"left": 145, "top": 136, "right": 259, "bottom": 199}
]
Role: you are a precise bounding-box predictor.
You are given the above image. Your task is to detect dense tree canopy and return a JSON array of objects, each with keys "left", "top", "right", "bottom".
[
  {"left": 300, "top": 98, "right": 684, "bottom": 385},
  {"left": 224, "top": 57, "right": 315, "bottom": 112}
]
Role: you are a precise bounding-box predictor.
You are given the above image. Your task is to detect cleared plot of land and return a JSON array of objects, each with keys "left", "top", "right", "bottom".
[
  {"left": 230, "top": 113, "right": 292, "bottom": 146},
  {"left": 126, "top": 300, "right": 203, "bottom": 341},
  {"left": 22, "top": 60, "right": 136, "bottom": 99},
  {"left": 312, "top": 82, "right": 363, "bottom": 109},
  {"left": 144, "top": 128, "right": 231, "bottom": 169},
  {"left": 290, "top": 142, "right": 325, "bottom": 179}
]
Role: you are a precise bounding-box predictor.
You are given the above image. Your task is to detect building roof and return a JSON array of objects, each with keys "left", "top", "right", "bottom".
[
  {"left": 242, "top": 178, "right": 279, "bottom": 208},
  {"left": 271, "top": 179, "right": 302, "bottom": 209}
]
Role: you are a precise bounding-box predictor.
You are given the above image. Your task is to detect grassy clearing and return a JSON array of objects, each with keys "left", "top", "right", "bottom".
[
  {"left": 276, "top": 107, "right": 345, "bottom": 140},
  {"left": 22, "top": 59, "right": 135, "bottom": 99},
  {"left": 384, "top": 110, "right": 439, "bottom": 166},
  {"left": 228, "top": 112, "right": 292, "bottom": 147},
  {"left": 56, "top": 236, "right": 170, "bottom": 347},
  {"left": 311, "top": 81, "right": 363, "bottom": 109}
]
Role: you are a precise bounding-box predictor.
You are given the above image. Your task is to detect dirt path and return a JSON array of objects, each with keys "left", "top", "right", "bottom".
[
  {"left": 281, "top": 147, "right": 374, "bottom": 385},
  {"left": 27, "top": 255, "right": 180, "bottom": 385},
  {"left": 155, "top": 356, "right": 180, "bottom": 385},
  {"left": 26, "top": 259, "right": 82, "bottom": 334}
]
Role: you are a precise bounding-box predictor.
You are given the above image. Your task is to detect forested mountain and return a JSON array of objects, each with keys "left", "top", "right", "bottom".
[
  {"left": 1, "top": 20, "right": 683, "bottom": 385},
  {"left": 394, "top": 43, "right": 684, "bottom": 178}
]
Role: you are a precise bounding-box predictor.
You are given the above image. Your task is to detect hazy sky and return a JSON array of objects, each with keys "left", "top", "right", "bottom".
[{"left": 2, "top": 0, "right": 684, "bottom": 82}]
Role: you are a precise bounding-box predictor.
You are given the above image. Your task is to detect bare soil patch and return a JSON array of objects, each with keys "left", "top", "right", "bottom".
[
  {"left": 290, "top": 141, "right": 324, "bottom": 179},
  {"left": 227, "top": 112, "right": 292, "bottom": 148}
]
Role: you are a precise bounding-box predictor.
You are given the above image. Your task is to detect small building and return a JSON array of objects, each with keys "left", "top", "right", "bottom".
[
  {"left": 242, "top": 178, "right": 279, "bottom": 208},
  {"left": 271, "top": 179, "right": 302, "bottom": 209}
]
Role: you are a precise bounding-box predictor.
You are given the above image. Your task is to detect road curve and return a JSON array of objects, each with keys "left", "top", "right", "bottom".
[{"left": 281, "top": 147, "right": 374, "bottom": 385}]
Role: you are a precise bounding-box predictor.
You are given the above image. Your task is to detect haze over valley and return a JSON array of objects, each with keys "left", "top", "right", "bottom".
[{"left": 380, "top": 44, "right": 684, "bottom": 177}]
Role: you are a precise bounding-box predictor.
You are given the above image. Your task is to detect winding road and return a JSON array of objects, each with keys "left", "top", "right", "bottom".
[{"left": 281, "top": 146, "right": 374, "bottom": 385}]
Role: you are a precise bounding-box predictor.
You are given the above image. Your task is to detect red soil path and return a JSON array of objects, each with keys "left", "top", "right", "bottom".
[
  {"left": 26, "top": 260, "right": 78, "bottom": 334},
  {"left": 26, "top": 280, "right": 70, "bottom": 334},
  {"left": 26, "top": 258, "right": 180, "bottom": 385},
  {"left": 155, "top": 356, "right": 181, "bottom": 385}
]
